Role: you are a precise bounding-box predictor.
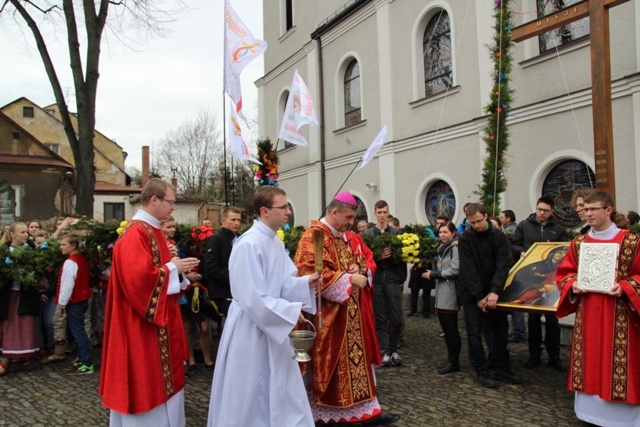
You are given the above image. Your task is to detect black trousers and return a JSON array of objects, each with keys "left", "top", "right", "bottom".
[
  {"left": 438, "top": 311, "right": 461, "bottom": 365},
  {"left": 528, "top": 313, "right": 561, "bottom": 361},
  {"left": 463, "top": 302, "right": 511, "bottom": 375}
]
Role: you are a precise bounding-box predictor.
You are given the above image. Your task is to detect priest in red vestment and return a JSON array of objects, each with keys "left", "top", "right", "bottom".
[
  {"left": 99, "top": 179, "right": 200, "bottom": 426},
  {"left": 294, "top": 191, "right": 400, "bottom": 426},
  {"left": 555, "top": 190, "right": 640, "bottom": 426}
]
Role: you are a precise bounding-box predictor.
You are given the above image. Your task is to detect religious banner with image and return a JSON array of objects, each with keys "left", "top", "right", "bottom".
[{"left": 497, "top": 242, "right": 570, "bottom": 313}]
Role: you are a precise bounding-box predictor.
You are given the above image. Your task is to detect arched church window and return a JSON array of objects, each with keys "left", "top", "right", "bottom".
[
  {"left": 423, "top": 11, "right": 452, "bottom": 97},
  {"left": 344, "top": 59, "right": 361, "bottom": 127},
  {"left": 424, "top": 180, "right": 456, "bottom": 227},
  {"left": 542, "top": 160, "right": 595, "bottom": 227}
]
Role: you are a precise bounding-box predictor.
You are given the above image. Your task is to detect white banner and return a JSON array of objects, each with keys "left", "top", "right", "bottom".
[
  {"left": 278, "top": 69, "right": 319, "bottom": 146},
  {"left": 357, "top": 125, "right": 388, "bottom": 171},
  {"left": 224, "top": 0, "right": 267, "bottom": 117},
  {"left": 228, "top": 102, "right": 261, "bottom": 164}
]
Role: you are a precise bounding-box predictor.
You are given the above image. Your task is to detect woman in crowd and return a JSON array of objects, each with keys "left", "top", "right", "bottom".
[
  {"left": 0, "top": 222, "right": 40, "bottom": 376},
  {"left": 424, "top": 222, "right": 461, "bottom": 374}
]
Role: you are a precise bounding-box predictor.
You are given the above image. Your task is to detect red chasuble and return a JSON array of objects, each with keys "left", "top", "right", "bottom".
[
  {"left": 295, "top": 222, "right": 379, "bottom": 410},
  {"left": 555, "top": 230, "right": 640, "bottom": 405},
  {"left": 99, "top": 221, "right": 188, "bottom": 414}
]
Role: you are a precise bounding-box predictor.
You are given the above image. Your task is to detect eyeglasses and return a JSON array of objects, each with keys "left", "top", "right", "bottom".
[
  {"left": 583, "top": 206, "right": 610, "bottom": 213},
  {"left": 536, "top": 208, "right": 551, "bottom": 213},
  {"left": 266, "top": 205, "right": 290, "bottom": 211},
  {"left": 158, "top": 198, "right": 176, "bottom": 206}
]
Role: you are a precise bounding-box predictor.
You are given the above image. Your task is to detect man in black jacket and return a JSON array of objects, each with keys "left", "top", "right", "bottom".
[
  {"left": 511, "top": 196, "right": 569, "bottom": 372},
  {"left": 459, "top": 203, "right": 523, "bottom": 388},
  {"left": 204, "top": 206, "right": 242, "bottom": 318},
  {"left": 364, "top": 200, "right": 407, "bottom": 367}
]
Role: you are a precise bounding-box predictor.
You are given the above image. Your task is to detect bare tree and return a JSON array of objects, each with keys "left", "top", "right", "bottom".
[
  {"left": 1, "top": 0, "right": 179, "bottom": 217},
  {"left": 155, "top": 110, "right": 223, "bottom": 201}
]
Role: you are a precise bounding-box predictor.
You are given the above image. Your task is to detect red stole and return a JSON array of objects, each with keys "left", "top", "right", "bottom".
[
  {"left": 99, "top": 221, "right": 187, "bottom": 414},
  {"left": 556, "top": 230, "right": 640, "bottom": 404}
]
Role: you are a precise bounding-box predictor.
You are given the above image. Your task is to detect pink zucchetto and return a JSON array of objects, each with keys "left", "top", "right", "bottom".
[{"left": 334, "top": 191, "right": 358, "bottom": 207}]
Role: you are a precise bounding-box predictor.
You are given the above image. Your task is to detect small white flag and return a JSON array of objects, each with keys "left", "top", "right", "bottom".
[
  {"left": 228, "top": 103, "right": 261, "bottom": 164},
  {"left": 278, "top": 69, "right": 319, "bottom": 146},
  {"left": 357, "top": 126, "right": 388, "bottom": 171},
  {"left": 224, "top": 0, "right": 267, "bottom": 118}
]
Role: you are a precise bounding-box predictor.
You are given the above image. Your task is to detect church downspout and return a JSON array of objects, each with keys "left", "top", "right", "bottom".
[{"left": 315, "top": 36, "right": 327, "bottom": 210}]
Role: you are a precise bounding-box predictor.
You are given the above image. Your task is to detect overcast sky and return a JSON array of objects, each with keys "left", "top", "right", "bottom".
[{"left": 0, "top": 0, "right": 263, "bottom": 171}]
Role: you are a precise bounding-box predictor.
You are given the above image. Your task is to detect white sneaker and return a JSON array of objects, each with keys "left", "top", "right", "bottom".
[
  {"left": 381, "top": 354, "right": 392, "bottom": 367},
  {"left": 390, "top": 352, "right": 402, "bottom": 366}
]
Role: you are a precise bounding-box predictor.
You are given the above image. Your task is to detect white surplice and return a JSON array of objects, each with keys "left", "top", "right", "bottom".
[{"left": 207, "top": 220, "right": 316, "bottom": 427}]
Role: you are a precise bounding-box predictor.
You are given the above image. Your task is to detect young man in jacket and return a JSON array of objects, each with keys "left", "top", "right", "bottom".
[
  {"left": 510, "top": 196, "right": 569, "bottom": 372},
  {"left": 458, "top": 203, "right": 523, "bottom": 388}
]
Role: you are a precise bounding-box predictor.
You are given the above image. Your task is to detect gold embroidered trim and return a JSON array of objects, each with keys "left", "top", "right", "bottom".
[
  {"left": 571, "top": 299, "right": 585, "bottom": 392},
  {"left": 611, "top": 302, "right": 628, "bottom": 401}
]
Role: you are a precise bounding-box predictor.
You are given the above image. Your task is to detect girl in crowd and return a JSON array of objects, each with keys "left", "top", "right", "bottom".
[
  {"left": 424, "top": 222, "right": 461, "bottom": 374},
  {"left": 27, "top": 220, "right": 41, "bottom": 239},
  {"left": 161, "top": 217, "right": 214, "bottom": 372},
  {"left": 0, "top": 222, "right": 40, "bottom": 376}
]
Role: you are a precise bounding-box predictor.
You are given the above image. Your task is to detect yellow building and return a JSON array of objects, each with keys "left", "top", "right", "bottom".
[{"left": 1, "top": 97, "right": 140, "bottom": 223}]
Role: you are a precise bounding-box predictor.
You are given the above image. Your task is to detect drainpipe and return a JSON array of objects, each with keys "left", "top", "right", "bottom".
[
  {"left": 315, "top": 36, "right": 327, "bottom": 210},
  {"left": 310, "top": 0, "right": 370, "bottom": 210}
]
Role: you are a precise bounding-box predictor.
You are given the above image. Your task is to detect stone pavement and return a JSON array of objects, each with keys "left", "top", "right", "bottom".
[{"left": 0, "top": 311, "right": 581, "bottom": 427}]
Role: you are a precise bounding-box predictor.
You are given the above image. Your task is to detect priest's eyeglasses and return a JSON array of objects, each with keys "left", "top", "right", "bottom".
[
  {"left": 267, "top": 204, "right": 290, "bottom": 211},
  {"left": 159, "top": 198, "right": 176, "bottom": 206},
  {"left": 582, "top": 206, "right": 609, "bottom": 213}
]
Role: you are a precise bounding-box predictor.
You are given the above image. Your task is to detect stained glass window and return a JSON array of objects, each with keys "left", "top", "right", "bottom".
[
  {"left": 424, "top": 180, "right": 456, "bottom": 227},
  {"left": 344, "top": 59, "right": 361, "bottom": 127},
  {"left": 542, "top": 160, "right": 595, "bottom": 227},
  {"left": 537, "top": 0, "right": 589, "bottom": 53},
  {"left": 423, "top": 11, "right": 452, "bottom": 97}
]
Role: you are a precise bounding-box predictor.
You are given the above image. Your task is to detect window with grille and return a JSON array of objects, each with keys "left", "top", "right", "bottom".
[
  {"left": 344, "top": 60, "right": 361, "bottom": 127},
  {"left": 537, "top": 0, "right": 589, "bottom": 53},
  {"left": 423, "top": 11, "right": 452, "bottom": 97}
]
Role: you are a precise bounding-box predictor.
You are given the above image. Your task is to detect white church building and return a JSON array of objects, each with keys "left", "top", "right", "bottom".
[{"left": 256, "top": 0, "right": 640, "bottom": 229}]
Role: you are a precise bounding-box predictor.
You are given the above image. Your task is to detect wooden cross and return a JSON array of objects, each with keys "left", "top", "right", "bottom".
[{"left": 511, "top": 0, "right": 631, "bottom": 198}]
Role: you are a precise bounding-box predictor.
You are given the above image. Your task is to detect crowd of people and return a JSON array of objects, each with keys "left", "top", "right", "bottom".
[{"left": 1, "top": 179, "right": 639, "bottom": 427}]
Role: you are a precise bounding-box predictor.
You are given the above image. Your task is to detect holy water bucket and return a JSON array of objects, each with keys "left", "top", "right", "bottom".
[{"left": 289, "top": 319, "right": 316, "bottom": 362}]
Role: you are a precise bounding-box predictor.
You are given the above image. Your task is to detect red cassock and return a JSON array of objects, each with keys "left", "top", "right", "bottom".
[
  {"left": 99, "top": 221, "right": 188, "bottom": 414},
  {"left": 555, "top": 231, "right": 640, "bottom": 405}
]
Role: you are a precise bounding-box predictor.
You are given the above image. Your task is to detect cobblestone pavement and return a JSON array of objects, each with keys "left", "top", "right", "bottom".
[{"left": 0, "top": 311, "right": 581, "bottom": 427}]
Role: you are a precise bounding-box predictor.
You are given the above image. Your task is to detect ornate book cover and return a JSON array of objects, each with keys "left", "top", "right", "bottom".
[{"left": 577, "top": 243, "right": 618, "bottom": 293}]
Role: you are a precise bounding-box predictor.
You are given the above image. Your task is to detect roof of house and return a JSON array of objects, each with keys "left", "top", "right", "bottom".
[{"left": 95, "top": 181, "right": 142, "bottom": 193}]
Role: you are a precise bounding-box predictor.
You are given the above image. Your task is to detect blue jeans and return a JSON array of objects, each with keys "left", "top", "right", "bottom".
[
  {"left": 41, "top": 297, "right": 57, "bottom": 349},
  {"left": 66, "top": 300, "right": 92, "bottom": 366},
  {"left": 511, "top": 311, "right": 527, "bottom": 339}
]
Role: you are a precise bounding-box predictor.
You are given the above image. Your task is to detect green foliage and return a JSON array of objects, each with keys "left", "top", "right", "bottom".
[
  {"left": 477, "top": 0, "right": 514, "bottom": 216},
  {"left": 362, "top": 233, "right": 403, "bottom": 262},
  {"left": 69, "top": 219, "right": 121, "bottom": 265},
  {"left": 173, "top": 223, "right": 193, "bottom": 246},
  {"left": 283, "top": 226, "right": 306, "bottom": 257},
  {"left": 0, "top": 240, "right": 65, "bottom": 292}
]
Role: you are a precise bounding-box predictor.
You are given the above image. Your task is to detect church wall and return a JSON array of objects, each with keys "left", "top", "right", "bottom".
[
  {"left": 278, "top": 172, "right": 310, "bottom": 224},
  {"left": 260, "top": 0, "right": 640, "bottom": 226}
]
